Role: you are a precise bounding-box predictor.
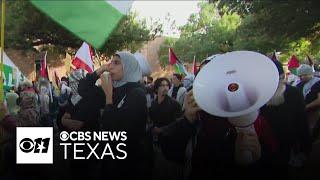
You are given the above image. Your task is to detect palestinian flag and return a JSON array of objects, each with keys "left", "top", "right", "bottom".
[
  {"left": 169, "top": 48, "right": 188, "bottom": 75},
  {"left": 31, "top": 0, "right": 133, "bottom": 49},
  {"left": 288, "top": 55, "right": 300, "bottom": 75}
]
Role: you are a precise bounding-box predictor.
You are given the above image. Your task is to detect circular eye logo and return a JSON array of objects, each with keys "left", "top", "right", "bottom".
[
  {"left": 228, "top": 83, "right": 239, "bottom": 92},
  {"left": 60, "top": 131, "right": 69, "bottom": 141},
  {"left": 19, "top": 138, "right": 35, "bottom": 153}
]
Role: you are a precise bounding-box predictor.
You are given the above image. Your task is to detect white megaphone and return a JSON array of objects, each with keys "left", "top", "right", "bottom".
[
  {"left": 193, "top": 51, "right": 279, "bottom": 164},
  {"left": 134, "top": 52, "right": 152, "bottom": 76}
]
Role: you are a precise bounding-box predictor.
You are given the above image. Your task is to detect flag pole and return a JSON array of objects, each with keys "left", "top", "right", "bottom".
[{"left": 0, "top": 0, "right": 6, "bottom": 102}]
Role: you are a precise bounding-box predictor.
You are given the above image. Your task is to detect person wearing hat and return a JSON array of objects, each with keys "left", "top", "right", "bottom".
[{"left": 296, "top": 64, "right": 320, "bottom": 142}]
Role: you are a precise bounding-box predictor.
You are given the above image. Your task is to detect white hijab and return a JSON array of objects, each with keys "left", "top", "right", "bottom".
[{"left": 112, "top": 52, "right": 142, "bottom": 88}]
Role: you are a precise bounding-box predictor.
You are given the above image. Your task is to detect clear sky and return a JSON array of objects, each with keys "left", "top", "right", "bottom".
[{"left": 131, "top": 1, "right": 202, "bottom": 37}]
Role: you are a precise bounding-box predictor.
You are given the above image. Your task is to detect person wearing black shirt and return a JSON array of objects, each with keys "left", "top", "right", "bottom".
[
  {"left": 168, "top": 73, "right": 187, "bottom": 106},
  {"left": 150, "top": 77, "right": 183, "bottom": 180},
  {"left": 150, "top": 77, "right": 182, "bottom": 128}
]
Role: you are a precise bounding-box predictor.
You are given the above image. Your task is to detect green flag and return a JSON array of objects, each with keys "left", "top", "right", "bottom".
[{"left": 31, "top": 0, "right": 133, "bottom": 49}]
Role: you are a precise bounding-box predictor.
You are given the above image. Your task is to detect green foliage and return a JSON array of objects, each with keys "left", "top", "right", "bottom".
[
  {"left": 103, "top": 12, "right": 153, "bottom": 56},
  {"left": 212, "top": 0, "right": 320, "bottom": 58},
  {"left": 5, "top": 0, "right": 82, "bottom": 49},
  {"left": 160, "top": 1, "right": 320, "bottom": 66},
  {"left": 5, "top": 0, "right": 157, "bottom": 57},
  {"left": 161, "top": 2, "right": 241, "bottom": 63}
]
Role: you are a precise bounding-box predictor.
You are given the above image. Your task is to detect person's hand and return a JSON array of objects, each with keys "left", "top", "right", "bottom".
[
  {"left": 61, "top": 113, "right": 84, "bottom": 131},
  {"left": 101, "top": 62, "right": 111, "bottom": 72},
  {"left": 235, "top": 130, "right": 261, "bottom": 165},
  {"left": 152, "top": 127, "right": 162, "bottom": 136},
  {"left": 101, "top": 73, "right": 113, "bottom": 104},
  {"left": 96, "top": 62, "right": 111, "bottom": 76},
  {"left": 184, "top": 91, "right": 201, "bottom": 123}
]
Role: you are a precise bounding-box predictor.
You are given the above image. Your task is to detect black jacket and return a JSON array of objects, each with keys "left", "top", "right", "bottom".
[
  {"left": 260, "top": 85, "right": 311, "bottom": 162},
  {"left": 101, "top": 82, "right": 148, "bottom": 179},
  {"left": 56, "top": 71, "right": 105, "bottom": 131}
]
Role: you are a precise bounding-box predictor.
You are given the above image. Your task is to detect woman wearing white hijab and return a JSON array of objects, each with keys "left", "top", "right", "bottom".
[
  {"left": 100, "top": 51, "right": 149, "bottom": 180},
  {"left": 296, "top": 64, "right": 320, "bottom": 142}
]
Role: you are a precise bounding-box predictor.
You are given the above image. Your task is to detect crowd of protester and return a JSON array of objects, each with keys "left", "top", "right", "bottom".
[{"left": 0, "top": 51, "right": 319, "bottom": 180}]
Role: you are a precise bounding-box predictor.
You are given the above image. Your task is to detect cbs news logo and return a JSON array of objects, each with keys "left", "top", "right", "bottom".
[{"left": 16, "top": 127, "right": 53, "bottom": 164}]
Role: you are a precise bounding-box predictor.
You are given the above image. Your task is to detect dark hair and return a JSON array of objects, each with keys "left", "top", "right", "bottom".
[
  {"left": 272, "top": 59, "right": 284, "bottom": 75},
  {"left": 195, "top": 59, "right": 211, "bottom": 76},
  {"left": 147, "top": 76, "right": 153, "bottom": 82},
  {"left": 173, "top": 73, "right": 183, "bottom": 81},
  {"left": 154, "top": 77, "right": 171, "bottom": 93},
  {"left": 61, "top": 76, "right": 68, "bottom": 82}
]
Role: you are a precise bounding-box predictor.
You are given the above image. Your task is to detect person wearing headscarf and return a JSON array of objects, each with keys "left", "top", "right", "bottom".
[
  {"left": 16, "top": 80, "right": 40, "bottom": 127},
  {"left": 296, "top": 64, "right": 320, "bottom": 142},
  {"left": 100, "top": 52, "right": 149, "bottom": 180},
  {"left": 183, "top": 74, "right": 195, "bottom": 91},
  {"left": 39, "top": 86, "right": 50, "bottom": 126},
  {"left": 152, "top": 54, "right": 310, "bottom": 179},
  {"left": 5, "top": 90, "right": 19, "bottom": 116},
  {"left": 58, "top": 76, "right": 71, "bottom": 107}
]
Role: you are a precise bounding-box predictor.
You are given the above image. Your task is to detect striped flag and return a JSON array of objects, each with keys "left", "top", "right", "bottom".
[
  {"left": 54, "top": 71, "right": 60, "bottom": 88},
  {"left": 40, "top": 51, "right": 48, "bottom": 78},
  {"left": 192, "top": 55, "right": 198, "bottom": 74},
  {"left": 30, "top": 1, "right": 133, "bottom": 49},
  {"left": 72, "top": 42, "right": 94, "bottom": 73},
  {"left": 169, "top": 48, "right": 188, "bottom": 75}
]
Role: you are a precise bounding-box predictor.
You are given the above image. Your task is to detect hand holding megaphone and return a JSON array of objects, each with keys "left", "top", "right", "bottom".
[
  {"left": 184, "top": 91, "right": 201, "bottom": 124},
  {"left": 192, "top": 51, "right": 279, "bottom": 165},
  {"left": 235, "top": 127, "right": 261, "bottom": 165},
  {"left": 100, "top": 71, "right": 113, "bottom": 104}
]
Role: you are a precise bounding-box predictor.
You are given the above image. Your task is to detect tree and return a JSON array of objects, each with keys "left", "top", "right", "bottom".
[
  {"left": 5, "top": 0, "right": 159, "bottom": 57},
  {"left": 163, "top": 2, "right": 241, "bottom": 63},
  {"left": 5, "top": 0, "right": 82, "bottom": 49},
  {"left": 212, "top": 0, "right": 320, "bottom": 54},
  {"left": 102, "top": 12, "right": 153, "bottom": 56}
]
